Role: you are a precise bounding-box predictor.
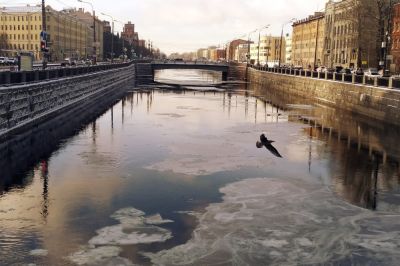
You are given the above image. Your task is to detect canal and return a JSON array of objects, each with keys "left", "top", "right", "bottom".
[{"left": 1, "top": 69, "right": 400, "bottom": 265}]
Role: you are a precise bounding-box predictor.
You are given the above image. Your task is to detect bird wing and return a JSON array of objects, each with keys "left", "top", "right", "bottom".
[{"left": 265, "top": 144, "right": 283, "bottom": 158}]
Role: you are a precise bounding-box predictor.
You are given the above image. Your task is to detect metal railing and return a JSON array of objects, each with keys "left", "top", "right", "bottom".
[
  {"left": 249, "top": 65, "right": 400, "bottom": 90},
  {"left": 0, "top": 61, "right": 134, "bottom": 86}
]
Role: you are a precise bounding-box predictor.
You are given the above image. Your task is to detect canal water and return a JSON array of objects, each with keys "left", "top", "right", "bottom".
[{"left": 1, "top": 69, "right": 400, "bottom": 265}]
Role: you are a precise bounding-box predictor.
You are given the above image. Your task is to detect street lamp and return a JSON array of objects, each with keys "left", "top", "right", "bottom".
[
  {"left": 279, "top": 18, "right": 296, "bottom": 67},
  {"left": 77, "top": 0, "right": 97, "bottom": 64},
  {"left": 257, "top": 25, "right": 270, "bottom": 66},
  {"left": 101, "top": 12, "right": 114, "bottom": 63},
  {"left": 247, "top": 29, "right": 257, "bottom": 65}
]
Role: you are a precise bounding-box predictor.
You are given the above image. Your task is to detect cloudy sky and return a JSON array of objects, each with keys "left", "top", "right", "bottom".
[{"left": 5, "top": 0, "right": 327, "bottom": 54}]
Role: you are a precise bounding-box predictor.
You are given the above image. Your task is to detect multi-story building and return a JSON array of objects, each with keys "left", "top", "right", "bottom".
[
  {"left": 0, "top": 5, "right": 95, "bottom": 61},
  {"left": 292, "top": 12, "right": 325, "bottom": 68},
  {"left": 250, "top": 35, "right": 285, "bottom": 67},
  {"left": 121, "top": 21, "right": 139, "bottom": 47},
  {"left": 391, "top": 3, "right": 400, "bottom": 73},
  {"left": 324, "top": 0, "right": 380, "bottom": 69},
  {"left": 216, "top": 48, "right": 226, "bottom": 60},
  {"left": 285, "top": 33, "right": 292, "bottom": 65},
  {"left": 226, "top": 39, "right": 249, "bottom": 61},
  {"left": 65, "top": 8, "right": 104, "bottom": 60},
  {"left": 234, "top": 43, "right": 249, "bottom": 62},
  {"left": 208, "top": 46, "right": 217, "bottom": 61}
]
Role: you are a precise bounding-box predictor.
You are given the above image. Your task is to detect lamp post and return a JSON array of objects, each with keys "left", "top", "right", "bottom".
[
  {"left": 78, "top": 0, "right": 96, "bottom": 64},
  {"left": 257, "top": 25, "right": 270, "bottom": 66},
  {"left": 279, "top": 18, "right": 296, "bottom": 67},
  {"left": 247, "top": 29, "right": 257, "bottom": 65},
  {"left": 101, "top": 12, "right": 114, "bottom": 63},
  {"left": 41, "top": 0, "right": 47, "bottom": 69}
]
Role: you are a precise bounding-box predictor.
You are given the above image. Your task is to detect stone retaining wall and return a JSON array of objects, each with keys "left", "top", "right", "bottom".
[
  {"left": 248, "top": 68, "right": 400, "bottom": 126},
  {"left": 0, "top": 65, "right": 135, "bottom": 139}
]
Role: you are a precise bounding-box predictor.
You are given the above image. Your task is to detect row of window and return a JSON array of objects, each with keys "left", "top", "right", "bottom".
[
  {"left": 0, "top": 15, "right": 43, "bottom": 22},
  {"left": 0, "top": 24, "right": 41, "bottom": 31},
  {"left": 0, "top": 43, "right": 39, "bottom": 51}
]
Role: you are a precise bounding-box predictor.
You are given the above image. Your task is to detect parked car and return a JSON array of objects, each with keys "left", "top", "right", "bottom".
[
  {"left": 364, "top": 68, "right": 380, "bottom": 77},
  {"left": 340, "top": 68, "right": 352, "bottom": 75},
  {"left": 0, "top": 57, "right": 7, "bottom": 65},
  {"left": 61, "top": 58, "right": 76, "bottom": 67},
  {"left": 353, "top": 68, "right": 364, "bottom": 75},
  {"left": 6, "top": 58, "right": 17, "bottom": 65},
  {"left": 316, "top": 66, "right": 327, "bottom": 73}
]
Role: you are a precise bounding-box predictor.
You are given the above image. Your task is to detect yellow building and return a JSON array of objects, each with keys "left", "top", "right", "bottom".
[
  {"left": 292, "top": 12, "right": 325, "bottom": 68},
  {"left": 0, "top": 5, "right": 95, "bottom": 61}
]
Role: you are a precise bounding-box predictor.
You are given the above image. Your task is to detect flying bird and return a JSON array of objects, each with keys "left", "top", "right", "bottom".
[{"left": 256, "top": 134, "right": 282, "bottom": 158}]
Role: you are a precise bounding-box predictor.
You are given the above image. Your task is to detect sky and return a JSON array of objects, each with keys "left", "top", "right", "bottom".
[{"left": 4, "top": 0, "right": 328, "bottom": 54}]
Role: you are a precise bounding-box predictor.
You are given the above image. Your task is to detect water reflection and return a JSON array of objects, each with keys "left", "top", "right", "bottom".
[{"left": 0, "top": 70, "right": 399, "bottom": 265}]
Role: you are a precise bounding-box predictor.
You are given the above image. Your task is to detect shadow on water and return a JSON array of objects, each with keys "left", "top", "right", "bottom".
[
  {"left": 0, "top": 89, "right": 127, "bottom": 196},
  {"left": 250, "top": 81, "right": 400, "bottom": 211}
]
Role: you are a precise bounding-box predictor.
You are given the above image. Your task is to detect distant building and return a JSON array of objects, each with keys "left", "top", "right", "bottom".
[
  {"left": 139, "top": 39, "right": 146, "bottom": 47},
  {"left": 103, "top": 20, "right": 111, "bottom": 33},
  {"left": 226, "top": 39, "right": 249, "bottom": 61},
  {"left": 208, "top": 46, "right": 217, "bottom": 61},
  {"left": 122, "top": 21, "right": 138, "bottom": 46},
  {"left": 234, "top": 43, "right": 250, "bottom": 63},
  {"left": 66, "top": 8, "right": 104, "bottom": 60},
  {"left": 250, "top": 35, "right": 285, "bottom": 67},
  {"left": 292, "top": 12, "right": 325, "bottom": 68},
  {"left": 216, "top": 48, "right": 226, "bottom": 60},
  {"left": 324, "top": 0, "right": 380, "bottom": 69}
]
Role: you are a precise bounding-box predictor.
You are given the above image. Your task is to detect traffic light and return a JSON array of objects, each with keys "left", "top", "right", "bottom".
[{"left": 40, "top": 39, "right": 46, "bottom": 52}]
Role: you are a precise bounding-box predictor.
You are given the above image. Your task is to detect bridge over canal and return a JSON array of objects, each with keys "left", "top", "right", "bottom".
[{"left": 135, "top": 61, "right": 233, "bottom": 85}]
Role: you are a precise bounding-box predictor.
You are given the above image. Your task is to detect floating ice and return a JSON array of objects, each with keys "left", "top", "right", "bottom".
[
  {"left": 29, "top": 249, "right": 48, "bottom": 257},
  {"left": 67, "top": 246, "right": 133, "bottom": 266},
  {"left": 88, "top": 208, "right": 173, "bottom": 246},
  {"left": 68, "top": 207, "right": 173, "bottom": 265},
  {"left": 144, "top": 178, "right": 400, "bottom": 265}
]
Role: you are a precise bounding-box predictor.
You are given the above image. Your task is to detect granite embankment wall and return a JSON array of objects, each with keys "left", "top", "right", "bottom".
[
  {"left": 0, "top": 64, "right": 135, "bottom": 140},
  {"left": 248, "top": 68, "right": 400, "bottom": 126}
]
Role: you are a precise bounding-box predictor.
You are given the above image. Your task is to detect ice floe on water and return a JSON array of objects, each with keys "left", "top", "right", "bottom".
[
  {"left": 29, "top": 249, "right": 48, "bottom": 257},
  {"left": 68, "top": 208, "right": 173, "bottom": 265},
  {"left": 144, "top": 178, "right": 400, "bottom": 266}
]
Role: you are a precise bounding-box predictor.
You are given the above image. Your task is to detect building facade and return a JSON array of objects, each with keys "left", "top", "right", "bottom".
[
  {"left": 0, "top": 5, "right": 97, "bottom": 61},
  {"left": 226, "top": 39, "right": 249, "bottom": 61},
  {"left": 391, "top": 3, "right": 400, "bottom": 73},
  {"left": 65, "top": 8, "right": 104, "bottom": 60},
  {"left": 234, "top": 44, "right": 249, "bottom": 62},
  {"left": 292, "top": 12, "right": 325, "bottom": 68},
  {"left": 250, "top": 35, "right": 285, "bottom": 67},
  {"left": 324, "top": 0, "right": 380, "bottom": 69},
  {"left": 121, "top": 21, "right": 139, "bottom": 47}
]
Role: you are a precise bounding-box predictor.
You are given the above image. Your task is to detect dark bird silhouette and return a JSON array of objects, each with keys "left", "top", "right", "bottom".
[{"left": 256, "top": 134, "right": 282, "bottom": 158}]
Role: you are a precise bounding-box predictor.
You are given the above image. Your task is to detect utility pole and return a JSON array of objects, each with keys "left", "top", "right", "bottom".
[
  {"left": 41, "top": 0, "right": 47, "bottom": 69},
  {"left": 93, "top": 10, "right": 96, "bottom": 64}
]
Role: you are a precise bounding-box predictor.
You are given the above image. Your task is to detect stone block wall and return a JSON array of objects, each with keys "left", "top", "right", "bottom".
[
  {"left": 0, "top": 65, "right": 135, "bottom": 139},
  {"left": 248, "top": 68, "right": 400, "bottom": 126}
]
